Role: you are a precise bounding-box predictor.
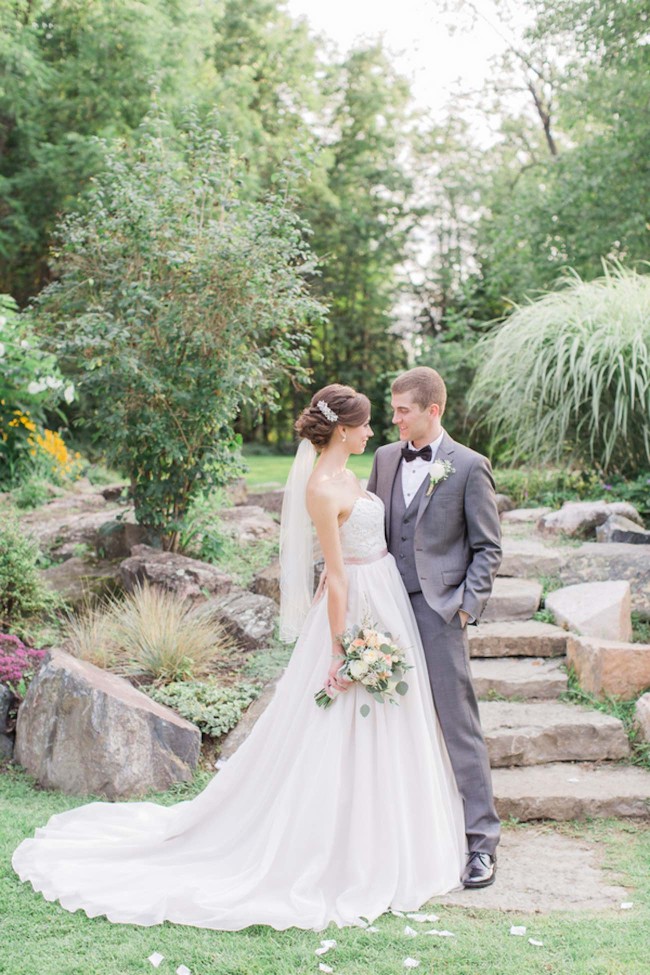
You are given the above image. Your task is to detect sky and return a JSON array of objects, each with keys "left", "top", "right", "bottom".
[{"left": 284, "top": 0, "right": 530, "bottom": 120}]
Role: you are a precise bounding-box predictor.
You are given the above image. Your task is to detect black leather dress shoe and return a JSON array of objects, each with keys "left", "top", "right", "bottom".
[{"left": 462, "top": 851, "right": 497, "bottom": 889}]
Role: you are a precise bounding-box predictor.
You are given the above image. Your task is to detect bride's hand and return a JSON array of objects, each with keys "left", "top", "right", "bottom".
[{"left": 325, "top": 654, "right": 350, "bottom": 695}]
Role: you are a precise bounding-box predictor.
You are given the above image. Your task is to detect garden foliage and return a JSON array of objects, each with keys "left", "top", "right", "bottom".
[
  {"left": 31, "top": 112, "right": 325, "bottom": 547},
  {"left": 0, "top": 516, "right": 56, "bottom": 627},
  {"left": 146, "top": 680, "right": 261, "bottom": 740}
]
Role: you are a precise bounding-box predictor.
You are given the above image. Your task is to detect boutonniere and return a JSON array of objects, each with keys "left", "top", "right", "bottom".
[{"left": 426, "top": 459, "right": 455, "bottom": 496}]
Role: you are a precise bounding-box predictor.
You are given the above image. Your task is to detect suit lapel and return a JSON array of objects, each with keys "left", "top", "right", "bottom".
[
  {"left": 381, "top": 442, "right": 403, "bottom": 539},
  {"left": 415, "top": 431, "right": 456, "bottom": 527}
]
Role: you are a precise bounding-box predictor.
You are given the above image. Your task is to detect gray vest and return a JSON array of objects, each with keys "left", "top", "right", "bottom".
[{"left": 389, "top": 468, "right": 429, "bottom": 593}]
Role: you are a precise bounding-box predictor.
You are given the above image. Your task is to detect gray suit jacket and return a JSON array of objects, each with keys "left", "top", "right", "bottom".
[{"left": 367, "top": 433, "right": 502, "bottom": 624}]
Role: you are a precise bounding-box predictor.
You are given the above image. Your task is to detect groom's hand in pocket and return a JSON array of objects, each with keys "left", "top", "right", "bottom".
[{"left": 458, "top": 609, "right": 470, "bottom": 628}]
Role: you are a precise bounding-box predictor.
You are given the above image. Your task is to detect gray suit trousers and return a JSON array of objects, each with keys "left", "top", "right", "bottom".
[{"left": 410, "top": 592, "right": 500, "bottom": 856}]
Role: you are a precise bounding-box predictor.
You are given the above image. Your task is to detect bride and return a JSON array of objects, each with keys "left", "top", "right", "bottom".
[{"left": 12, "top": 383, "right": 465, "bottom": 931}]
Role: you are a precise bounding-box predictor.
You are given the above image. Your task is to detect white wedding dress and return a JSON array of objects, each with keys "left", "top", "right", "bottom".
[{"left": 13, "top": 493, "right": 466, "bottom": 931}]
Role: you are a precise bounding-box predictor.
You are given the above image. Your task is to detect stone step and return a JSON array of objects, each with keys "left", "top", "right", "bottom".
[
  {"left": 469, "top": 620, "right": 568, "bottom": 658},
  {"left": 482, "top": 577, "right": 543, "bottom": 623},
  {"left": 492, "top": 762, "right": 650, "bottom": 821},
  {"left": 479, "top": 700, "right": 630, "bottom": 767},
  {"left": 471, "top": 657, "right": 568, "bottom": 700}
]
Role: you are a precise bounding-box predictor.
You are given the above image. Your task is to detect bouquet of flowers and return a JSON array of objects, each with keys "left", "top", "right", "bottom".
[{"left": 315, "top": 622, "right": 411, "bottom": 717}]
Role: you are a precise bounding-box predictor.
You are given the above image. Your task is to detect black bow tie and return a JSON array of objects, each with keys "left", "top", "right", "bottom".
[{"left": 401, "top": 444, "right": 433, "bottom": 463}]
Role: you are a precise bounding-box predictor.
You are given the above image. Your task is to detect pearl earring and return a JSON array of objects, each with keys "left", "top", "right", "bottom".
[{"left": 340, "top": 432, "right": 347, "bottom": 443}]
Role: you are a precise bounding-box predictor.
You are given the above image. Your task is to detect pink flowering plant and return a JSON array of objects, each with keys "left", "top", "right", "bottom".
[{"left": 0, "top": 633, "right": 46, "bottom": 704}]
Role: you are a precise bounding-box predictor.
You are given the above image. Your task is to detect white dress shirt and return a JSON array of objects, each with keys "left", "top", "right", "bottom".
[{"left": 400, "top": 429, "right": 445, "bottom": 506}]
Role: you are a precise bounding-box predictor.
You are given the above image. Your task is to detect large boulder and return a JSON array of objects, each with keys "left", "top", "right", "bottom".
[
  {"left": 537, "top": 500, "right": 642, "bottom": 539},
  {"left": 546, "top": 581, "right": 632, "bottom": 642},
  {"left": 119, "top": 545, "right": 233, "bottom": 601},
  {"left": 40, "top": 557, "right": 122, "bottom": 608},
  {"left": 596, "top": 514, "right": 650, "bottom": 545},
  {"left": 218, "top": 505, "right": 279, "bottom": 543},
  {"left": 247, "top": 488, "right": 285, "bottom": 516},
  {"left": 205, "top": 589, "right": 277, "bottom": 650},
  {"left": 567, "top": 635, "right": 650, "bottom": 699},
  {"left": 0, "top": 684, "right": 13, "bottom": 762},
  {"left": 635, "top": 693, "right": 650, "bottom": 744},
  {"left": 556, "top": 543, "right": 650, "bottom": 616},
  {"left": 251, "top": 560, "right": 281, "bottom": 603},
  {"left": 15, "top": 648, "right": 201, "bottom": 798}
]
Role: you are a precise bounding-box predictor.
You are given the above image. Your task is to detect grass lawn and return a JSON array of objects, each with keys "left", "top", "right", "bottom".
[
  {"left": 242, "top": 451, "right": 375, "bottom": 488},
  {"left": 1, "top": 765, "right": 648, "bottom": 975}
]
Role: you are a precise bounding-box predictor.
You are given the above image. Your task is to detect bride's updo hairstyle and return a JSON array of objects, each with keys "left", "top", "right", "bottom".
[{"left": 295, "top": 384, "right": 370, "bottom": 450}]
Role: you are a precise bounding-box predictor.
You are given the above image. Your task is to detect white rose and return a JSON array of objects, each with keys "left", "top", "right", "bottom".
[
  {"left": 349, "top": 659, "right": 369, "bottom": 680},
  {"left": 63, "top": 383, "right": 75, "bottom": 404},
  {"left": 27, "top": 380, "right": 47, "bottom": 395},
  {"left": 45, "top": 376, "right": 63, "bottom": 389},
  {"left": 430, "top": 461, "right": 446, "bottom": 480}
]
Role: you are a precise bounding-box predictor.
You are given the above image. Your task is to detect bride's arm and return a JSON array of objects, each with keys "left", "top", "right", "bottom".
[{"left": 307, "top": 487, "right": 351, "bottom": 692}]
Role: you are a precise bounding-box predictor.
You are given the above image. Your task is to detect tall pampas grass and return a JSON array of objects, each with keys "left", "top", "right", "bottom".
[{"left": 469, "top": 264, "right": 650, "bottom": 473}]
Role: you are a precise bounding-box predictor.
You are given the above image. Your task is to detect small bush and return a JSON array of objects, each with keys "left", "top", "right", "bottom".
[
  {"left": 145, "top": 680, "right": 261, "bottom": 739},
  {"left": 0, "top": 516, "right": 58, "bottom": 626}
]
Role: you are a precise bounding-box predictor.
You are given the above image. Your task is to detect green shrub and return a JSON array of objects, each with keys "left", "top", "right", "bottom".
[
  {"left": 470, "top": 264, "right": 650, "bottom": 475},
  {"left": 145, "top": 679, "right": 261, "bottom": 739},
  {"left": 0, "top": 515, "right": 58, "bottom": 626},
  {"left": 32, "top": 109, "right": 325, "bottom": 549}
]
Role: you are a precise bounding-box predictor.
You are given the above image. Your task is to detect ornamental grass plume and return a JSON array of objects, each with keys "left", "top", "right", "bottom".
[
  {"left": 109, "top": 583, "right": 232, "bottom": 683},
  {"left": 469, "top": 263, "right": 650, "bottom": 475}
]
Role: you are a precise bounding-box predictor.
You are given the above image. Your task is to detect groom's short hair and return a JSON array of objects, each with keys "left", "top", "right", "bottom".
[{"left": 392, "top": 367, "right": 447, "bottom": 414}]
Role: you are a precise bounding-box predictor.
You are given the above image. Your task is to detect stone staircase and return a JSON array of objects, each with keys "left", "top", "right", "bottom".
[{"left": 472, "top": 576, "right": 650, "bottom": 821}]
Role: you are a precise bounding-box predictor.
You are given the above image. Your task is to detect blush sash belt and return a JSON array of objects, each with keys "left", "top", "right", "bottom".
[{"left": 343, "top": 548, "right": 388, "bottom": 565}]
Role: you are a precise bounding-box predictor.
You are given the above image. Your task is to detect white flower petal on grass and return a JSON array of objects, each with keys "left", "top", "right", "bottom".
[
  {"left": 366, "top": 926, "right": 380, "bottom": 933},
  {"left": 318, "top": 965, "right": 334, "bottom": 974},
  {"left": 315, "top": 939, "right": 337, "bottom": 956},
  {"left": 148, "top": 953, "right": 164, "bottom": 968},
  {"left": 391, "top": 909, "right": 405, "bottom": 917},
  {"left": 620, "top": 902, "right": 634, "bottom": 909},
  {"left": 176, "top": 966, "right": 191, "bottom": 975},
  {"left": 403, "top": 958, "right": 420, "bottom": 969},
  {"left": 403, "top": 925, "right": 417, "bottom": 937},
  {"left": 510, "top": 925, "right": 526, "bottom": 936},
  {"left": 528, "top": 939, "right": 544, "bottom": 947},
  {"left": 407, "top": 912, "right": 439, "bottom": 923},
  {"left": 424, "top": 929, "right": 455, "bottom": 937}
]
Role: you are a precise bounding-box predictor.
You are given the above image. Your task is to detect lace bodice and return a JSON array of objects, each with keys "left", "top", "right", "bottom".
[{"left": 339, "top": 493, "right": 387, "bottom": 561}]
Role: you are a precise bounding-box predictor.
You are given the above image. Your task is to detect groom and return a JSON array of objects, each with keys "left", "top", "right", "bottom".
[{"left": 367, "top": 366, "right": 502, "bottom": 888}]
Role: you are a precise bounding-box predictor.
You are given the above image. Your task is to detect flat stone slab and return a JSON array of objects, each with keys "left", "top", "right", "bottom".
[
  {"left": 498, "top": 538, "right": 565, "bottom": 578},
  {"left": 469, "top": 621, "right": 568, "bottom": 658},
  {"left": 538, "top": 500, "right": 642, "bottom": 538},
  {"left": 546, "top": 580, "right": 632, "bottom": 642},
  {"left": 206, "top": 589, "right": 277, "bottom": 650},
  {"left": 482, "top": 578, "right": 543, "bottom": 623},
  {"left": 41, "top": 557, "right": 121, "bottom": 608},
  {"left": 219, "top": 676, "right": 281, "bottom": 760},
  {"left": 471, "top": 657, "right": 567, "bottom": 700},
  {"left": 479, "top": 700, "right": 630, "bottom": 766},
  {"left": 492, "top": 762, "right": 650, "bottom": 821},
  {"left": 557, "top": 542, "right": 650, "bottom": 616},
  {"left": 567, "top": 634, "right": 650, "bottom": 699},
  {"left": 430, "top": 826, "right": 631, "bottom": 912},
  {"left": 501, "top": 507, "right": 552, "bottom": 524}
]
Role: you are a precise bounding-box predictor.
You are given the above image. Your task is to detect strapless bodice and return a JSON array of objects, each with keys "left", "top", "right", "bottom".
[{"left": 339, "top": 492, "right": 387, "bottom": 562}]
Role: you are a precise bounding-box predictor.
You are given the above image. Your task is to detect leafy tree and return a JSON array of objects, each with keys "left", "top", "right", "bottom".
[
  {"left": 0, "top": 0, "right": 211, "bottom": 302},
  {"left": 30, "top": 112, "right": 325, "bottom": 546}
]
